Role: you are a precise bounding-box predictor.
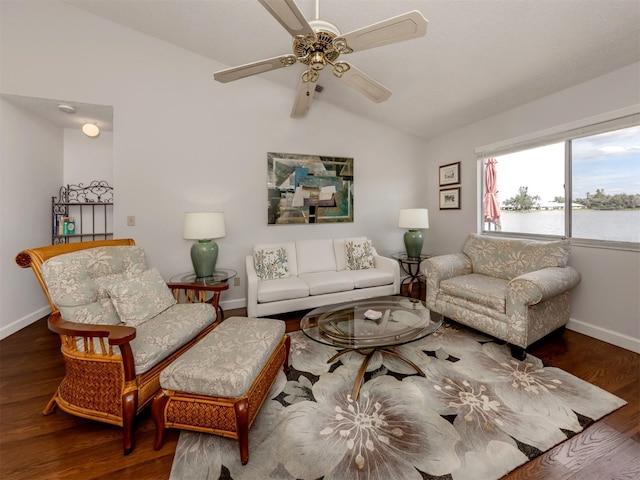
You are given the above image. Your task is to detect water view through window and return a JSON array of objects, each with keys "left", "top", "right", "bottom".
[{"left": 484, "top": 124, "right": 640, "bottom": 244}]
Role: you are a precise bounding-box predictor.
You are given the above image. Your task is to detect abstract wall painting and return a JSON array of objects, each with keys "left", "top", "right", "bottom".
[{"left": 267, "top": 152, "right": 354, "bottom": 225}]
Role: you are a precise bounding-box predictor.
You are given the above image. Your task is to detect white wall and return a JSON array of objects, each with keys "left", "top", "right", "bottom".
[
  {"left": 0, "top": 0, "right": 428, "bottom": 336},
  {"left": 63, "top": 129, "right": 114, "bottom": 237},
  {"left": 0, "top": 98, "right": 64, "bottom": 338},
  {"left": 63, "top": 129, "right": 113, "bottom": 185},
  {"left": 421, "top": 63, "right": 640, "bottom": 352},
  {"left": 3, "top": 1, "right": 637, "bottom": 353}
]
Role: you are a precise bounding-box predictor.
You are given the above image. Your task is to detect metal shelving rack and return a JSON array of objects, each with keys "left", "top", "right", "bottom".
[{"left": 52, "top": 181, "right": 113, "bottom": 245}]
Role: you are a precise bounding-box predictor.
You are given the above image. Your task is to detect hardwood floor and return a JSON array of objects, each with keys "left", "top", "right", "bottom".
[{"left": 1, "top": 308, "right": 638, "bottom": 480}]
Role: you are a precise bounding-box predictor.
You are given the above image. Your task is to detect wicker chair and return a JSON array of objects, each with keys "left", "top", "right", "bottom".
[{"left": 15, "top": 239, "right": 218, "bottom": 454}]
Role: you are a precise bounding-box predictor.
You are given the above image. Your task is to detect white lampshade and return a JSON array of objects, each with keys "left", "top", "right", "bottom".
[
  {"left": 183, "top": 212, "right": 226, "bottom": 239},
  {"left": 398, "top": 208, "right": 429, "bottom": 229}
]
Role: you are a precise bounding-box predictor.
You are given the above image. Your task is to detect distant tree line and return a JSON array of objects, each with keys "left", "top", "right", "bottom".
[
  {"left": 576, "top": 189, "right": 640, "bottom": 209},
  {"left": 502, "top": 187, "right": 640, "bottom": 210},
  {"left": 502, "top": 186, "right": 540, "bottom": 210}
]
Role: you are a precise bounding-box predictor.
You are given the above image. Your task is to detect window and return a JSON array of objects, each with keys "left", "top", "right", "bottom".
[{"left": 479, "top": 114, "right": 640, "bottom": 248}]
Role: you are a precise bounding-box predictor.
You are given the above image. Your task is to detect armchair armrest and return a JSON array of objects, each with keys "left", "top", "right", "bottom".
[
  {"left": 48, "top": 312, "right": 138, "bottom": 381},
  {"left": 508, "top": 266, "right": 581, "bottom": 306},
  {"left": 421, "top": 253, "right": 473, "bottom": 308},
  {"left": 421, "top": 253, "right": 473, "bottom": 281},
  {"left": 372, "top": 250, "right": 401, "bottom": 294},
  {"left": 48, "top": 312, "right": 136, "bottom": 345}
]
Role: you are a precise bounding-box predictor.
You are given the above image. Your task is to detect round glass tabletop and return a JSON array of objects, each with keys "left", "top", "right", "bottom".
[
  {"left": 300, "top": 296, "right": 442, "bottom": 349},
  {"left": 169, "top": 269, "right": 237, "bottom": 286}
]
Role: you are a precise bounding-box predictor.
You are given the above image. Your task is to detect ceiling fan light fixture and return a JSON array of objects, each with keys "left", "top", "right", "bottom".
[
  {"left": 82, "top": 123, "right": 100, "bottom": 137},
  {"left": 309, "top": 51, "right": 326, "bottom": 70}
]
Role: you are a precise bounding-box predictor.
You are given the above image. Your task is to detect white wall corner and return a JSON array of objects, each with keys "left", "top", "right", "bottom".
[
  {"left": 0, "top": 306, "right": 51, "bottom": 340},
  {"left": 219, "top": 298, "right": 247, "bottom": 314},
  {"left": 567, "top": 317, "right": 640, "bottom": 354}
]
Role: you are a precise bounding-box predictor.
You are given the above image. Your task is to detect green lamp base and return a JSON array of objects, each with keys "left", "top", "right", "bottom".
[
  {"left": 191, "top": 239, "right": 219, "bottom": 278},
  {"left": 404, "top": 229, "right": 424, "bottom": 259}
]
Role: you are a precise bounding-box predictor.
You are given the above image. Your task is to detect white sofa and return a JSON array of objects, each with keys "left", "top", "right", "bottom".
[{"left": 246, "top": 237, "right": 400, "bottom": 317}]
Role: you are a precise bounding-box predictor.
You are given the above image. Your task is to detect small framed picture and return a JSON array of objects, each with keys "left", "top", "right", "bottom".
[
  {"left": 439, "top": 187, "right": 461, "bottom": 210},
  {"left": 439, "top": 162, "right": 460, "bottom": 186}
]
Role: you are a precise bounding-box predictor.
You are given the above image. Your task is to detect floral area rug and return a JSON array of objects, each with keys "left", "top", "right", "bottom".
[{"left": 169, "top": 321, "right": 626, "bottom": 480}]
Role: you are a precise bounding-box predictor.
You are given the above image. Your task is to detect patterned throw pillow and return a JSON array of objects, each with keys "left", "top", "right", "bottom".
[
  {"left": 346, "top": 239, "right": 374, "bottom": 270},
  {"left": 254, "top": 246, "right": 289, "bottom": 280},
  {"left": 104, "top": 267, "right": 176, "bottom": 327}
]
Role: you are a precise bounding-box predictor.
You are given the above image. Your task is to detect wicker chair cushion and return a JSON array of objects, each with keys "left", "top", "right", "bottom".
[
  {"left": 41, "top": 246, "right": 147, "bottom": 325},
  {"left": 160, "top": 316, "right": 285, "bottom": 397},
  {"left": 131, "top": 303, "right": 217, "bottom": 374},
  {"left": 104, "top": 267, "right": 176, "bottom": 327}
]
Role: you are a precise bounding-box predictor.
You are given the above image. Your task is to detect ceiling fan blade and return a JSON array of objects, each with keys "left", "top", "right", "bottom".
[
  {"left": 214, "top": 55, "right": 297, "bottom": 83},
  {"left": 334, "top": 10, "right": 428, "bottom": 53},
  {"left": 333, "top": 62, "right": 391, "bottom": 103},
  {"left": 291, "top": 70, "right": 318, "bottom": 118},
  {"left": 258, "top": 0, "right": 316, "bottom": 39}
]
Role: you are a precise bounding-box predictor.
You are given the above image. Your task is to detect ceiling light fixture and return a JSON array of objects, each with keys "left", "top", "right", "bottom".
[
  {"left": 82, "top": 123, "right": 100, "bottom": 137},
  {"left": 58, "top": 104, "right": 76, "bottom": 114}
]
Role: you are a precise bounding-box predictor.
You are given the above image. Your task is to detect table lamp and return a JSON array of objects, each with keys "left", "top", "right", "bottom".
[
  {"left": 398, "top": 208, "right": 429, "bottom": 259},
  {"left": 183, "top": 212, "right": 226, "bottom": 278}
]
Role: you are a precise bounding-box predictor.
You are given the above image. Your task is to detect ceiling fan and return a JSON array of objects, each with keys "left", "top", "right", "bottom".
[{"left": 213, "top": 0, "right": 428, "bottom": 118}]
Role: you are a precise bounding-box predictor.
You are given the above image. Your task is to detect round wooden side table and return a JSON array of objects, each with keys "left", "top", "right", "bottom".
[{"left": 168, "top": 269, "right": 237, "bottom": 320}]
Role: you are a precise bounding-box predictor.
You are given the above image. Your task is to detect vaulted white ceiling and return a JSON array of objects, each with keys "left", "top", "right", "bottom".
[{"left": 53, "top": 0, "right": 640, "bottom": 139}]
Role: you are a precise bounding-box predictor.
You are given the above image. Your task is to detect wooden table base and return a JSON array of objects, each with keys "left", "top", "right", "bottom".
[{"left": 327, "top": 347, "right": 426, "bottom": 401}]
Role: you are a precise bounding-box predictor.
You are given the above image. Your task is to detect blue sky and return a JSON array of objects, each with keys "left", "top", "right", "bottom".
[
  {"left": 572, "top": 126, "right": 640, "bottom": 199},
  {"left": 494, "top": 125, "right": 640, "bottom": 203}
]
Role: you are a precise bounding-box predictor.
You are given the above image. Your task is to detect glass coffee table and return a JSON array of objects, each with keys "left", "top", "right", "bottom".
[{"left": 301, "top": 296, "right": 443, "bottom": 400}]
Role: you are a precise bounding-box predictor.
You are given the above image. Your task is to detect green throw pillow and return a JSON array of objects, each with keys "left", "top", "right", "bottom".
[{"left": 105, "top": 267, "right": 176, "bottom": 326}]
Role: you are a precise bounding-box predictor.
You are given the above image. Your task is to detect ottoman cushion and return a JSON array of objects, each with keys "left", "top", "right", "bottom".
[{"left": 159, "top": 316, "right": 285, "bottom": 398}]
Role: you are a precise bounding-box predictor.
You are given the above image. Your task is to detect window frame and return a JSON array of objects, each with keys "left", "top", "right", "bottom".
[{"left": 476, "top": 108, "right": 640, "bottom": 252}]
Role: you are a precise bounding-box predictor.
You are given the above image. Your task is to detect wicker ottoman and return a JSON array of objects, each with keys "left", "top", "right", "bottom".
[{"left": 151, "top": 316, "right": 290, "bottom": 465}]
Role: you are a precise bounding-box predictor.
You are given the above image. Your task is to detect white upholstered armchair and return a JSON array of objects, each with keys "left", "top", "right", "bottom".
[{"left": 421, "top": 234, "right": 581, "bottom": 358}]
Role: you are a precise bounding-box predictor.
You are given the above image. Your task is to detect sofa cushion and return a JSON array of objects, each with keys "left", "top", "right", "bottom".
[
  {"left": 440, "top": 273, "right": 508, "bottom": 312},
  {"left": 296, "top": 239, "right": 337, "bottom": 274},
  {"left": 346, "top": 239, "right": 375, "bottom": 270},
  {"left": 463, "top": 234, "right": 571, "bottom": 280},
  {"left": 104, "top": 268, "right": 177, "bottom": 327},
  {"left": 299, "top": 271, "right": 354, "bottom": 295},
  {"left": 41, "top": 246, "right": 148, "bottom": 325},
  {"left": 333, "top": 237, "right": 368, "bottom": 271},
  {"left": 132, "top": 303, "right": 216, "bottom": 374},
  {"left": 253, "top": 246, "right": 290, "bottom": 280},
  {"left": 160, "top": 317, "right": 285, "bottom": 397},
  {"left": 254, "top": 242, "right": 298, "bottom": 276},
  {"left": 257, "top": 276, "right": 309, "bottom": 303},
  {"left": 343, "top": 268, "right": 395, "bottom": 289}
]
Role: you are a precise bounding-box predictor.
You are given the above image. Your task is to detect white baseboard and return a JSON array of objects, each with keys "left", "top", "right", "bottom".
[
  {"left": 219, "top": 298, "right": 247, "bottom": 313},
  {"left": 567, "top": 318, "right": 640, "bottom": 354},
  {"left": 0, "top": 306, "right": 51, "bottom": 340}
]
